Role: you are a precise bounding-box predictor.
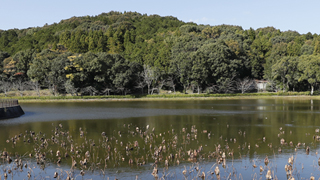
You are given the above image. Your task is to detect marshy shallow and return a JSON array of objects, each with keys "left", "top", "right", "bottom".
[{"left": 1, "top": 98, "right": 320, "bottom": 179}]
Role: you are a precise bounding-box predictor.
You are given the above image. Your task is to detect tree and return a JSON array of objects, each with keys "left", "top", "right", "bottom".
[
  {"left": 102, "top": 86, "right": 113, "bottom": 96},
  {"left": 216, "top": 76, "right": 236, "bottom": 94},
  {"left": 135, "top": 72, "right": 145, "bottom": 94},
  {"left": 286, "top": 42, "right": 301, "bottom": 56},
  {"left": 155, "top": 78, "right": 166, "bottom": 94},
  {"left": 63, "top": 80, "right": 77, "bottom": 96},
  {"left": 2, "top": 57, "right": 17, "bottom": 78},
  {"left": 166, "top": 76, "right": 176, "bottom": 93},
  {"left": 272, "top": 56, "right": 299, "bottom": 92},
  {"left": 14, "top": 49, "right": 36, "bottom": 79},
  {"left": 26, "top": 81, "right": 41, "bottom": 97},
  {"left": 313, "top": 39, "right": 320, "bottom": 55},
  {"left": 247, "top": 27, "right": 256, "bottom": 41},
  {"left": 66, "top": 52, "right": 111, "bottom": 91},
  {"left": 13, "top": 78, "right": 28, "bottom": 97},
  {"left": 0, "top": 51, "right": 10, "bottom": 81},
  {"left": 236, "top": 77, "right": 256, "bottom": 94},
  {"left": 170, "top": 34, "right": 203, "bottom": 92},
  {"left": 81, "top": 86, "right": 98, "bottom": 96},
  {"left": 251, "top": 35, "right": 272, "bottom": 60},
  {"left": 201, "top": 26, "right": 221, "bottom": 39},
  {"left": 300, "top": 44, "right": 314, "bottom": 55},
  {"left": 47, "top": 53, "right": 69, "bottom": 96},
  {"left": 264, "top": 42, "right": 287, "bottom": 82},
  {"left": 111, "top": 54, "right": 139, "bottom": 95},
  {"left": 298, "top": 55, "right": 320, "bottom": 95},
  {"left": 142, "top": 64, "right": 155, "bottom": 94},
  {"left": 27, "top": 49, "right": 61, "bottom": 95},
  {"left": 28, "top": 49, "right": 58, "bottom": 81},
  {"left": 0, "top": 81, "right": 12, "bottom": 97},
  {"left": 250, "top": 50, "right": 264, "bottom": 79},
  {"left": 68, "top": 30, "right": 88, "bottom": 53},
  {"left": 270, "top": 36, "right": 287, "bottom": 45},
  {"left": 200, "top": 41, "right": 242, "bottom": 88},
  {"left": 191, "top": 50, "right": 208, "bottom": 94},
  {"left": 3, "top": 13, "right": 320, "bottom": 95},
  {"left": 0, "top": 51, "right": 10, "bottom": 62},
  {"left": 150, "top": 67, "right": 165, "bottom": 94}
]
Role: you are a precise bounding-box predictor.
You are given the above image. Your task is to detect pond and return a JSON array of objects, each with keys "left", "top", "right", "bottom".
[{"left": 1, "top": 98, "right": 320, "bottom": 179}]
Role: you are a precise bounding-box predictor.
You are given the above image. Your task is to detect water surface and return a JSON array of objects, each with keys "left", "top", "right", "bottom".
[{"left": 1, "top": 98, "right": 320, "bottom": 179}]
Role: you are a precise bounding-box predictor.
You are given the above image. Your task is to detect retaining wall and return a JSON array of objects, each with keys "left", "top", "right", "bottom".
[
  {"left": 0, "top": 106, "right": 24, "bottom": 119},
  {"left": 0, "top": 100, "right": 24, "bottom": 119}
]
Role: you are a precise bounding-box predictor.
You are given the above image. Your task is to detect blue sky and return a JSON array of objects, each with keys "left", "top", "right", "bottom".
[{"left": 0, "top": 0, "right": 318, "bottom": 34}]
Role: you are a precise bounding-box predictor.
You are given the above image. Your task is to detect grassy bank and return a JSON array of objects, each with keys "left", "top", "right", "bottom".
[{"left": 0, "top": 91, "right": 318, "bottom": 103}]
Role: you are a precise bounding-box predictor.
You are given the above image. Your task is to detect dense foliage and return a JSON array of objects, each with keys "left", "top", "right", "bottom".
[{"left": 1, "top": 11, "right": 320, "bottom": 96}]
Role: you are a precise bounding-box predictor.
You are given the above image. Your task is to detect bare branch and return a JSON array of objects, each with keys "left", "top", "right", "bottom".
[
  {"left": 166, "top": 76, "right": 176, "bottom": 93},
  {"left": 81, "top": 86, "right": 98, "bottom": 96},
  {"left": 0, "top": 81, "right": 12, "bottom": 97},
  {"left": 236, "top": 77, "right": 256, "bottom": 94},
  {"left": 64, "top": 80, "right": 79, "bottom": 96},
  {"left": 134, "top": 72, "right": 145, "bottom": 94},
  {"left": 27, "top": 81, "right": 41, "bottom": 97},
  {"left": 12, "top": 79, "right": 26, "bottom": 97},
  {"left": 142, "top": 65, "right": 156, "bottom": 94}
]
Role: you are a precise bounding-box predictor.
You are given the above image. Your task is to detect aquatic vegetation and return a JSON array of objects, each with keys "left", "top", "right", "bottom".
[{"left": 1, "top": 121, "right": 320, "bottom": 180}]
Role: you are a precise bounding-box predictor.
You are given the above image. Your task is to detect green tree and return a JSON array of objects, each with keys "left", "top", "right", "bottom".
[
  {"left": 27, "top": 50, "right": 61, "bottom": 94},
  {"left": 250, "top": 50, "right": 264, "bottom": 79},
  {"left": 47, "top": 53, "right": 70, "bottom": 95},
  {"left": 191, "top": 51, "right": 208, "bottom": 94},
  {"left": 202, "top": 41, "right": 241, "bottom": 85},
  {"left": 247, "top": 27, "right": 256, "bottom": 41},
  {"left": 300, "top": 44, "right": 314, "bottom": 55},
  {"left": 272, "top": 56, "right": 299, "bottom": 92},
  {"left": 313, "top": 39, "right": 320, "bottom": 55},
  {"left": 251, "top": 35, "right": 272, "bottom": 59},
  {"left": 264, "top": 42, "right": 287, "bottom": 81},
  {"left": 0, "top": 52, "right": 10, "bottom": 80},
  {"left": 286, "top": 42, "right": 301, "bottom": 56},
  {"left": 14, "top": 49, "right": 36, "bottom": 79},
  {"left": 170, "top": 34, "right": 204, "bottom": 92},
  {"left": 27, "top": 50, "right": 58, "bottom": 86},
  {"left": 298, "top": 55, "right": 320, "bottom": 95},
  {"left": 66, "top": 52, "right": 117, "bottom": 93},
  {"left": 111, "top": 54, "right": 139, "bottom": 95}
]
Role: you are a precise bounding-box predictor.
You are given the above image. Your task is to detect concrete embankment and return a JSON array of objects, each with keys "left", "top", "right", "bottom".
[{"left": 0, "top": 99, "right": 24, "bottom": 119}]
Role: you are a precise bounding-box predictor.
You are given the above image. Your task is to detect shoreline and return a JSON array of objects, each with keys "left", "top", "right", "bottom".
[{"left": 16, "top": 95, "right": 320, "bottom": 103}]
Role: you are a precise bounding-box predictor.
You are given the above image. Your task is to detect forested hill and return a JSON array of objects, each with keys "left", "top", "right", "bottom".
[{"left": 0, "top": 11, "right": 319, "bottom": 96}]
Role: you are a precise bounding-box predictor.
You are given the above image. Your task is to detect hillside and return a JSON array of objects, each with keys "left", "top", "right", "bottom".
[{"left": 0, "top": 11, "right": 319, "bottom": 96}]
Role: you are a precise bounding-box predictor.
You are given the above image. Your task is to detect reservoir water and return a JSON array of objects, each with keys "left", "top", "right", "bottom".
[{"left": 1, "top": 98, "right": 320, "bottom": 179}]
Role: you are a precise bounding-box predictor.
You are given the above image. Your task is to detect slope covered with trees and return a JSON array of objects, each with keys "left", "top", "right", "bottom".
[{"left": 0, "top": 11, "right": 319, "bottom": 96}]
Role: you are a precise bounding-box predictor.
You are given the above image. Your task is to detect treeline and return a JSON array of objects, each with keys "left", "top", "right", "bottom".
[{"left": 0, "top": 11, "right": 320, "bottom": 96}]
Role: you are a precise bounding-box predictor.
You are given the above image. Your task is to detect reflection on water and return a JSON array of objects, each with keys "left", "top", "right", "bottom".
[{"left": 1, "top": 99, "right": 320, "bottom": 179}]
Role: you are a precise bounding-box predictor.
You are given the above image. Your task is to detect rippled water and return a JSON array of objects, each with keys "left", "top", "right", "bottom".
[{"left": 1, "top": 98, "right": 320, "bottom": 179}]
